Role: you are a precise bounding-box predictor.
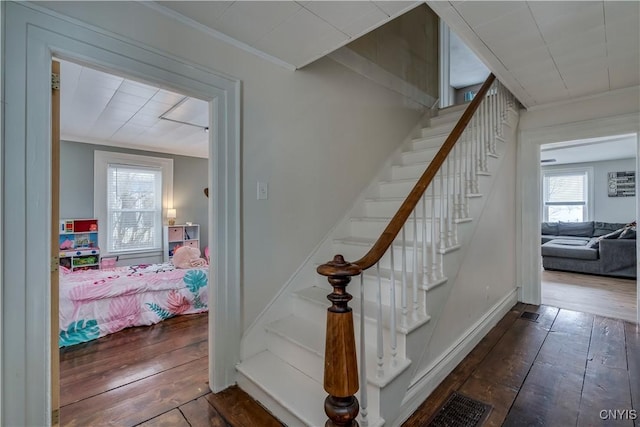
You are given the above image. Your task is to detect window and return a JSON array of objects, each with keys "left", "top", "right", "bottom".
[
  {"left": 95, "top": 151, "right": 173, "bottom": 256},
  {"left": 542, "top": 168, "right": 593, "bottom": 222}
]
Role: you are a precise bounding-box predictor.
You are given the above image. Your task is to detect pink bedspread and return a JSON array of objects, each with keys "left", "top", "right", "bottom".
[{"left": 59, "top": 263, "right": 208, "bottom": 347}]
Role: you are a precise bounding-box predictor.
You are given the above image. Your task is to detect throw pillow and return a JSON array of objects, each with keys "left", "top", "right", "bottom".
[
  {"left": 541, "top": 222, "right": 559, "bottom": 235},
  {"left": 587, "top": 227, "right": 626, "bottom": 249},
  {"left": 619, "top": 224, "right": 636, "bottom": 239}
]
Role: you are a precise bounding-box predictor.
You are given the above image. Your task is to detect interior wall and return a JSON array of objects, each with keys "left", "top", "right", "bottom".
[
  {"left": 517, "top": 87, "right": 640, "bottom": 305},
  {"left": 542, "top": 158, "right": 637, "bottom": 224},
  {"left": 36, "top": 1, "right": 425, "bottom": 329},
  {"left": 59, "top": 140, "right": 209, "bottom": 260},
  {"left": 346, "top": 4, "right": 439, "bottom": 99}
]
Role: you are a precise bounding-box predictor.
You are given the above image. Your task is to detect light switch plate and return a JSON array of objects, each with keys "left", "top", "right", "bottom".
[{"left": 257, "top": 181, "right": 268, "bottom": 200}]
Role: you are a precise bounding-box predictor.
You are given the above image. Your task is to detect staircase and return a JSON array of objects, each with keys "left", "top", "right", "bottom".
[{"left": 237, "top": 77, "right": 519, "bottom": 426}]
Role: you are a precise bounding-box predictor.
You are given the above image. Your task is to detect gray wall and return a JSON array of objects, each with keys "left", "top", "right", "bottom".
[
  {"left": 543, "top": 157, "right": 636, "bottom": 223},
  {"left": 60, "top": 140, "right": 209, "bottom": 254}
]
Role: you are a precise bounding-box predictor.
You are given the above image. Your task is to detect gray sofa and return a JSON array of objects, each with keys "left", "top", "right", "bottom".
[{"left": 541, "top": 221, "right": 637, "bottom": 279}]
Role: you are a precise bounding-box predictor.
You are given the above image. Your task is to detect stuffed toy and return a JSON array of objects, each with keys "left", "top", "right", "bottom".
[
  {"left": 60, "top": 238, "right": 74, "bottom": 250},
  {"left": 172, "top": 246, "right": 207, "bottom": 269}
]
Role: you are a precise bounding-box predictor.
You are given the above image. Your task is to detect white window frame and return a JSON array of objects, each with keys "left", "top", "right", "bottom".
[
  {"left": 541, "top": 166, "right": 594, "bottom": 222},
  {"left": 94, "top": 151, "right": 173, "bottom": 257}
]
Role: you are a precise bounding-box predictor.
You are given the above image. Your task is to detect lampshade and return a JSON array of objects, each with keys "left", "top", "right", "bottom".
[{"left": 167, "top": 208, "right": 177, "bottom": 225}]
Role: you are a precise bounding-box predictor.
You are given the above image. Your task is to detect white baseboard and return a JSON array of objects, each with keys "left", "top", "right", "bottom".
[{"left": 393, "top": 288, "right": 518, "bottom": 426}]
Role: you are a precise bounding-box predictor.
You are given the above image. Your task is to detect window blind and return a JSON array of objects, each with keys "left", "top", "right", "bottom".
[{"left": 107, "top": 164, "right": 162, "bottom": 252}]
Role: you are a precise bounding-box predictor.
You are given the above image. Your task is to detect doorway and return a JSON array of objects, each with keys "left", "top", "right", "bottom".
[
  {"left": 2, "top": 4, "right": 240, "bottom": 425},
  {"left": 538, "top": 135, "right": 638, "bottom": 322}
]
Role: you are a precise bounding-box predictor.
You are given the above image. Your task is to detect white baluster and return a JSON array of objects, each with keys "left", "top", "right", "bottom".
[
  {"left": 376, "top": 262, "right": 384, "bottom": 378},
  {"left": 389, "top": 242, "right": 397, "bottom": 366},
  {"left": 422, "top": 192, "right": 429, "bottom": 286},
  {"left": 431, "top": 182, "right": 439, "bottom": 281},
  {"left": 446, "top": 155, "right": 454, "bottom": 247},
  {"left": 412, "top": 208, "right": 419, "bottom": 315},
  {"left": 401, "top": 226, "right": 408, "bottom": 324},
  {"left": 439, "top": 167, "right": 446, "bottom": 253},
  {"left": 359, "top": 273, "right": 368, "bottom": 427}
]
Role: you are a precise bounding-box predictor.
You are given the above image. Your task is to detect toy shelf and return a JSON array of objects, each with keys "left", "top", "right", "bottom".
[{"left": 59, "top": 218, "right": 100, "bottom": 271}]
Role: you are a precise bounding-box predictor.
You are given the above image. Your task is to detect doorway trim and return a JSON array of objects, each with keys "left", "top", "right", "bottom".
[
  {"left": 2, "top": 3, "right": 241, "bottom": 425},
  {"left": 517, "top": 112, "right": 640, "bottom": 320}
]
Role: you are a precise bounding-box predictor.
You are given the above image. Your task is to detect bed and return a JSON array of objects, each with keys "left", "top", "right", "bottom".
[{"left": 59, "top": 262, "right": 208, "bottom": 347}]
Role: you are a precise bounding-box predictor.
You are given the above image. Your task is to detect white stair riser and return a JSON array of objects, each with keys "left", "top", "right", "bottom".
[
  {"left": 350, "top": 218, "right": 439, "bottom": 242},
  {"left": 410, "top": 136, "right": 446, "bottom": 152},
  {"left": 351, "top": 273, "right": 425, "bottom": 307},
  {"left": 420, "top": 122, "right": 455, "bottom": 138},
  {"left": 265, "top": 329, "right": 384, "bottom": 421},
  {"left": 429, "top": 112, "right": 464, "bottom": 127},
  {"left": 378, "top": 178, "right": 470, "bottom": 199},
  {"left": 364, "top": 199, "right": 449, "bottom": 217},
  {"left": 332, "top": 242, "right": 423, "bottom": 273},
  {"left": 291, "top": 294, "right": 408, "bottom": 357},
  {"left": 401, "top": 148, "right": 437, "bottom": 165}
]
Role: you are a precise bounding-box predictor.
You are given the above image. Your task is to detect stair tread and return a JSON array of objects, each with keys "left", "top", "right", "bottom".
[
  {"left": 267, "top": 314, "right": 412, "bottom": 387},
  {"left": 237, "top": 350, "right": 327, "bottom": 427}
]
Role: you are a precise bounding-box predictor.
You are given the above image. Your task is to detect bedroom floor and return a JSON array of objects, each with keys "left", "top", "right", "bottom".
[{"left": 59, "top": 313, "right": 282, "bottom": 426}]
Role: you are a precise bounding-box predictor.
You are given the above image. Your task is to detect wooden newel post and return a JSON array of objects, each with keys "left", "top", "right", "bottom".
[{"left": 317, "top": 254, "right": 362, "bottom": 427}]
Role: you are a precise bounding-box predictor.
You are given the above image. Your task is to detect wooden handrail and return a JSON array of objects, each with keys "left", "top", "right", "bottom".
[
  {"left": 317, "top": 73, "right": 496, "bottom": 426},
  {"left": 353, "top": 73, "right": 495, "bottom": 271}
]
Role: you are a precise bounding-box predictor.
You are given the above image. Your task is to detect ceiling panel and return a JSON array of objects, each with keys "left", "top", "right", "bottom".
[
  {"left": 451, "top": 1, "right": 526, "bottom": 29},
  {"left": 302, "top": 1, "right": 387, "bottom": 36},
  {"left": 213, "top": 1, "right": 301, "bottom": 44},
  {"left": 373, "top": 1, "right": 420, "bottom": 17},
  {"left": 156, "top": 1, "right": 235, "bottom": 29},
  {"left": 529, "top": 1, "right": 604, "bottom": 44},
  {"left": 254, "top": 7, "right": 349, "bottom": 66}
]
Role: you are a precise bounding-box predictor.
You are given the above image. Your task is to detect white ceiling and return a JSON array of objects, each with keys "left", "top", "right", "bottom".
[
  {"left": 151, "top": 1, "right": 421, "bottom": 69},
  {"left": 541, "top": 134, "right": 637, "bottom": 165},
  {"left": 60, "top": 60, "right": 210, "bottom": 158},
  {"left": 428, "top": 1, "right": 640, "bottom": 108},
  {"left": 59, "top": 1, "right": 640, "bottom": 156}
]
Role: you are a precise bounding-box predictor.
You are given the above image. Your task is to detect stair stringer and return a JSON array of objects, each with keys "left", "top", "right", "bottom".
[
  {"left": 388, "top": 107, "right": 521, "bottom": 425},
  {"left": 240, "top": 112, "right": 432, "bottom": 362}
]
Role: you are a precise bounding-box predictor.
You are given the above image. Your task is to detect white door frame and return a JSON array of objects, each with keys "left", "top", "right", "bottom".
[
  {"left": 2, "top": 3, "right": 241, "bottom": 425},
  {"left": 517, "top": 112, "right": 639, "bottom": 324}
]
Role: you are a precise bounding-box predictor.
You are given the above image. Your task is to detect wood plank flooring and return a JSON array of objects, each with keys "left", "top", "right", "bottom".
[
  {"left": 403, "top": 303, "right": 640, "bottom": 426},
  {"left": 61, "top": 305, "right": 639, "bottom": 426},
  {"left": 59, "top": 313, "right": 282, "bottom": 427},
  {"left": 542, "top": 270, "right": 637, "bottom": 323}
]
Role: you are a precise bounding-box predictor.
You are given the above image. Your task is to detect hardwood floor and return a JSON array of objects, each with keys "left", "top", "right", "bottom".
[
  {"left": 403, "top": 303, "right": 639, "bottom": 426},
  {"left": 59, "top": 313, "right": 282, "bottom": 427},
  {"left": 542, "top": 269, "right": 638, "bottom": 323},
  {"left": 62, "top": 305, "right": 639, "bottom": 426}
]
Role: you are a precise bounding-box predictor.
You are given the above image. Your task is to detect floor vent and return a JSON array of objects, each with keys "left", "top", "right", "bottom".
[
  {"left": 427, "top": 391, "right": 492, "bottom": 427},
  {"left": 520, "top": 311, "right": 540, "bottom": 322}
]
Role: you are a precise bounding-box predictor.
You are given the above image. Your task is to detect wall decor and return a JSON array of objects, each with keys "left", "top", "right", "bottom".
[{"left": 608, "top": 171, "right": 635, "bottom": 197}]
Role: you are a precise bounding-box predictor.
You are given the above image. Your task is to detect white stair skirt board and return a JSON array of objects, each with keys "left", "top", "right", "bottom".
[{"left": 237, "top": 94, "right": 518, "bottom": 425}]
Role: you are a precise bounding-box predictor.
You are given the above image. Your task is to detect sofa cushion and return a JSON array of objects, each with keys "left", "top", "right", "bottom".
[
  {"left": 557, "top": 221, "right": 594, "bottom": 237},
  {"left": 593, "top": 221, "right": 628, "bottom": 237},
  {"left": 541, "top": 240, "right": 599, "bottom": 260},
  {"left": 541, "top": 222, "right": 559, "bottom": 236}
]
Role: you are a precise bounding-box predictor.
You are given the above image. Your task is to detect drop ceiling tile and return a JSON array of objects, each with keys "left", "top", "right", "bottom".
[
  {"left": 118, "top": 80, "right": 159, "bottom": 99},
  {"left": 112, "top": 123, "right": 149, "bottom": 140},
  {"left": 139, "top": 100, "right": 175, "bottom": 116},
  {"left": 157, "top": 1, "right": 235, "bottom": 29},
  {"left": 529, "top": 1, "right": 604, "bottom": 44},
  {"left": 551, "top": 43, "right": 607, "bottom": 69},
  {"left": 302, "top": 2, "right": 387, "bottom": 37},
  {"left": 497, "top": 45, "right": 552, "bottom": 72},
  {"left": 451, "top": 1, "right": 527, "bottom": 29},
  {"left": 546, "top": 25, "right": 605, "bottom": 59},
  {"left": 604, "top": 1, "right": 640, "bottom": 27},
  {"left": 472, "top": 7, "right": 542, "bottom": 50},
  {"left": 151, "top": 89, "right": 186, "bottom": 106},
  {"left": 254, "top": 7, "right": 349, "bottom": 67},
  {"left": 609, "top": 59, "right": 640, "bottom": 89},
  {"left": 214, "top": 1, "right": 301, "bottom": 44},
  {"left": 78, "top": 67, "right": 123, "bottom": 91},
  {"left": 99, "top": 106, "right": 138, "bottom": 122},
  {"left": 109, "top": 92, "right": 148, "bottom": 110},
  {"left": 374, "top": 1, "right": 420, "bottom": 17},
  {"left": 129, "top": 113, "right": 162, "bottom": 127}
]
